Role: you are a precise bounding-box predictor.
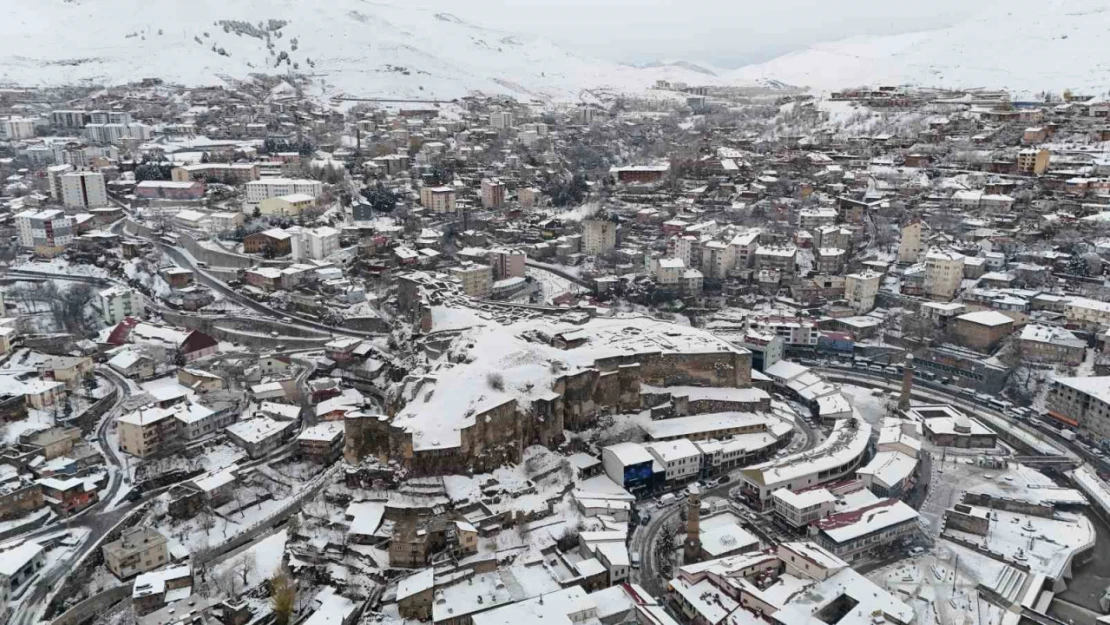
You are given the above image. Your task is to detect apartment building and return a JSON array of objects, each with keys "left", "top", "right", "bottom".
[
  {"left": 245, "top": 178, "right": 323, "bottom": 205},
  {"left": 289, "top": 225, "right": 340, "bottom": 261},
  {"left": 0, "top": 543, "right": 45, "bottom": 602},
  {"left": 102, "top": 527, "right": 169, "bottom": 579},
  {"left": 85, "top": 122, "right": 153, "bottom": 144},
  {"left": 813, "top": 499, "right": 919, "bottom": 562},
  {"left": 748, "top": 315, "right": 819, "bottom": 347},
  {"left": 259, "top": 193, "right": 317, "bottom": 217},
  {"left": 46, "top": 163, "right": 74, "bottom": 200},
  {"left": 0, "top": 117, "right": 36, "bottom": 141},
  {"left": 15, "top": 209, "right": 75, "bottom": 256},
  {"left": 844, "top": 271, "right": 881, "bottom": 314},
  {"left": 61, "top": 170, "right": 108, "bottom": 208},
  {"left": 754, "top": 246, "right": 797, "bottom": 276},
  {"left": 1066, "top": 297, "right": 1110, "bottom": 332},
  {"left": 924, "top": 248, "right": 966, "bottom": 301},
  {"left": 950, "top": 310, "right": 1015, "bottom": 352},
  {"left": 97, "top": 286, "right": 145, "bottom": 325},
  {"left": 488, "top": 248, "right": 526, "bottom": 280},
  {"left": 1046, "top": 376, "right": 1110, "bottom": 437},
  {"left": 582, "top": 218, "right": 618, "bottom": 255},
  {"left": 1017, "top": 148, "right": 1051, "bottom": 175},
  {"left": 171, "top": 163, "right": 260, "bottom": 184},
  {"left": 449, "top": 263, "right": 493, "bottom": 299},
  {"left": 770, "top": 488, "right": 836, "bottom": 529},
  {"left": 1017, "top": 324, "right": 1085, "bottom": 366},
  {"left": 50, "top": 110, "right": 89, "bottom": 128},
  {"left": 643, "top": 439, "right": 701, "bottom": 485},
  {"left": 898, "top": 221, "right": 924, "bottom": 263},
  {"left": 116, "top": 404, "right": 186, "bottom": 457},
  {"left": 797, "top": 207, "right": 838, "bottom": 230},
  {"left": 481, "top": 177, "right": 506, "bottom": 209},
  {"left": 419, "top": 186, "right": 456, "bottom": 213},
  {"left": 489, "top": 111, "right": 514, "bottom": 129}
]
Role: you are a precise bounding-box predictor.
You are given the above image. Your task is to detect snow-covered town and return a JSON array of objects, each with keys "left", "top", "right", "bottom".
[{"left": 4, "top": 4, "right": 1110, "bottom": 625}]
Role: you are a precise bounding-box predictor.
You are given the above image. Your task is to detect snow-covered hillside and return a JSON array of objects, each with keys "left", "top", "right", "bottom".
[
  {"left": 731, "top": 0, "right": 1110, "bottom": 94},
  {"left": 0, "top": 0, "right": 735, "bottom": 100}
]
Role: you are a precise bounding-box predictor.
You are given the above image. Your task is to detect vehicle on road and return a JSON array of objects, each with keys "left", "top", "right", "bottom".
[{"left": 658, "top": 493, "right": 676, "bottom": 507}]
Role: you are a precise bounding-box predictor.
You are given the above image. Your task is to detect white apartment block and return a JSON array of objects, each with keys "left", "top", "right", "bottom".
[
  {"left": 15, "top": 209, "right": 75, "bottom": 254},
  {"left": 419, "top": 186, "right": 457, "bottom": 213},
  {"left": 924, "top": 248, "right": 966, "bottom": 301},
  {"left": 61, "top": 170, "right": 108, "bottom": 208},
  {"left": 89, "top": 110, "right": 132, "bottom": 125},
  {"left": 51, "top": 110, "right": 88, "bottom": 128},
  {"left": 290, "top": 226, "right": 340, "bottom": 261},
  {"left": 450, "top": 264, "right": 493, "bottom": 299},
  {"left": 643, "top": 440, "right": 701, "bottom": 484},
  {"left": 0, "top": 117, "right": 36, "bottom": 141},
  {"left": 85, "top": 122, "right": 152, "bottom": 144},
  {"left": 844, "top": 271, "right": 881, "bottom": 314},
  {"left": 655, "top": 258, "right": 685, "bottom": 286},
  {"left": 97, "top": 287, "right": 144, "bottom": 325},
  {"left": 46, "top": 163, "right": 74, "bottom": 200},
  {"left": 582, "top": 218, "right": 617, "bottom": 255},
  {"left": 245, "top": 178, "right": 323, "bottom": 205}
]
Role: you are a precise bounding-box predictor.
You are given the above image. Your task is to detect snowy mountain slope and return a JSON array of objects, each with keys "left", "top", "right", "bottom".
[
  {"left": 0, "top": 0, "right": 737, "bottom": 100},
  {"left": 730, "top": 0, "right": 1110, "bottom": 94}
]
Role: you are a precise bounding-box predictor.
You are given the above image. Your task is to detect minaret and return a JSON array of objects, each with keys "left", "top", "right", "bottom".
[
  {"left": 683, "top": 484, "right": 702, "bottom": 564},
  {"left": 899, "top": 354, "right": 915, "bottom": 412}
]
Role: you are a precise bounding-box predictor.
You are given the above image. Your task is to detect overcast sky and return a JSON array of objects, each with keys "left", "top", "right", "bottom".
[{"left": 409, "top": 0, "right": 993, "bottom": 68}]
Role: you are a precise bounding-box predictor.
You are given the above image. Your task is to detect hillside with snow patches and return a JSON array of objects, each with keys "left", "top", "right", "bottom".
[
  {"left": 0, "top": 0, "right": 738, "bottom": 100},
  {"left": 731, "top": 0, "right": 1110, "bottom": 94}
]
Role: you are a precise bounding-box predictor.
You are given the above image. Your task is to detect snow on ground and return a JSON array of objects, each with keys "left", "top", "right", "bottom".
[
  {"left": 212, "top": 529, "right": 288, "bottom": 587},
  {"left": 839, "top": 385, "right": 890, "bottom": 427},
  {"left": 731, "top": 0, "right": 1110, "bottom": 93},
  {"left": 11, "top": 258, "right": 112, "bottom": 279},
  {"left": 527, "top": 266, "right": 585, "bottom": 305},
  {"left": 0, "top": 0, "right": 740, "bottom": 100}
]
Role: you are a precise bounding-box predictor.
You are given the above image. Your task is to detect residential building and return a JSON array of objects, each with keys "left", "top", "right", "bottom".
[
  {"left": 0, "top": 117, "right": 36, "bottom": 141},
  {"left": 102, "top": 527, "right": 169, "bottom": 579},
  {"left": 37, "top": 477, "right": 98, "bottom": 516},
  {"left": 844, "top": 271, "right": 881, "bottom": 314},
  {"left": 15, "top": 208, "right": 75, "bottom": 255},
  {"left": 897, "top": 221, "right": 925, "bottom": 263},
  {"left": 419, "top": 186, "right": 456, "bottom": 213},
  {"left": 602, "top": 443, "right": 655, "bottom": 493},
  {"left": 244, "top": 228, "right": 292, "bottom": 255},
  {"left": 582, "top": 218, "right": 618, "bottom": 255},
  {"left": 135, "top": 180, "right": 205, "bottom": 201},
  {"left": 290, "top": 226, "right": 340, "bottom": 261},
  {"left": 61, "top": 170, "right": 108, "bottom": 208},
  {"left": 449, "top": 263, "right": 492, "bottom": 299},
  {"left": 1018, "top": 148, "right": 1051, "bottom": 175},
  {"left": 481, "top": 178, "right": 506, "bottom": 209},
  {"left": 924, "top": 248, "right": 966, "bottom": 301},
  {"left": 85, "top": 122, "right": 153, "bottom": 144},
  {"left": 1018, "top": 324, "right": 1085, "bottom": 366},
  {"left": 171, "top": 163, "right": 260, "bottom": 184},
  {"left": 643, "top": 439, "right": 701, "bottom": 485},
  {"left": 736, "top": 331, "right": 784, "bottom": 371},
  {"left": 488, "top": 248, "right": 526, "bottom": 280},
  {"left": 0, "top": 543, "right": 46, "bottom": 600},
  {"left": 754, "top": 246, "right": 797, "bottom": 276},
  {"left": 1066, "top": 297, "right": 1110, "bottom": 332},
  {"left": 907, "top": 405, "right": 997, "bottom": 448},
  {"left": 97, "top": 286, "right": 145, "bottom": 325},
  {"left": 117, "top": 404, "right": 185, "bottom": 457},
  {"left": 489, "top": 110, "right": 513, "bottom": 129},
  {"left": 297, "top": 422, "right": 345, "bottom": 462},
  {"left": 225, "top": 417, "right": 294, "bottom": 459},
  {"left": 46, "top": 163, "right": 74, "bottom": 200},
  {"left": 1046, "top": 376, "right": 1110, "bottom": 437}
]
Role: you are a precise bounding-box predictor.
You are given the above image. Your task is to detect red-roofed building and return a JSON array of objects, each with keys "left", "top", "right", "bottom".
[{"left": 813, "top": 498, "right": 918, "bottom": 562}]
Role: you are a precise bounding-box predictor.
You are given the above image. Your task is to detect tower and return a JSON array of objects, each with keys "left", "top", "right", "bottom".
[
  {"left": 899, "top": 354, "right": 915, "bottom": 412},
  {"left": 683, "top": 484, "right": 702, "bottom": 564}
]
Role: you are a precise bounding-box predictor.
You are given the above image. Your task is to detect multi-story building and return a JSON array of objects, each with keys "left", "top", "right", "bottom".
[
  {"left": 1046, "top": 376, "right": 1110, "bottom": 437},
  {"left": 1066, "top": 297, "right": 1110, "bottom": 332},
  {"left": 85, "top": 122, "right": 153, "bottom": 144},
  {"left": 771, "top": 488, "right": 836, "bottom": 529},
  {"left": 700, "top": 241, "right": 734, "bottom": 279},
  {"left": 481, "top": 177, "right": 506, "bottom": 209},
  {"left": 813, "top": 499, "right": 919, "bottom": 562},
  {"left": 748, "top": 315, "right": 819, "bottom": 348},
  {"left": 89, "top": 110, "right": 132, "bottom": 124},
  {"left": 797, "top": 207, "right": 838, "bottom": 231},
  {"left": 0, "top": 117, "right": 36, "bottom": 141},
  {"left": 244, "top": 178, "right": 323, "bottom": 206},
  {"left": 449, "top": 263, "right": 492, "bottom": 299},
  {"left": 419, "top": 186, "right": 456, "bottom": 213},
  {"left": 102, "top": 527, "right": 169, "bottom": 579},
  {"left": 97, "top": 286, "right": 144, "bottom": 325},
  {"left": 1018, "top": 324, "right": 1085, "bottom": 366},
  {"left": 15, "top": 209, "right": 75, "bottom": 256},
  {"left": 46, "top": 163, "right": 74, "bottom": 200},
  {"left": 487, "top": 249, "right": 526, "bottom": 280},
  {"left": 61, "top": 170, "right": 108, "bottom": 208},
  {"left": 0, "top": 543, "right": 46, "bottom": 602},
  {"left": 736, "top": 331, "right": 784, "bottom": 371},
  {"left": 814, "top": 247, "right": 846, "bottom": 274},
  {"left": 50, "top": 110, "right": 89, "bottom": 128},
  {"left": 844, "top": 271, "right": 881, "bottom": 314},
  {"left": 729, "top": 229, "right": 761, "bottom": 270},
  {"left": 117, "top": 404, "right": 185, "bottom": 457},
  {"left": 950, "top": 310, "right": 1015, "bottom": 352},
  {"left": 489, "top": 110, "right": 514, "bottom": 129},
  {"left": 289, "top": 225, "right": 340, "bottom": 261},
  {"left": 1017, "top": 148, "right": 1051, "bottom": 175},
  {"left": 754, "top": 246, "right": 797, "bottom": 276},
  {"left": 258, "top": 193, "right": 317, "bottom": 217},
  {"left": 655, "top": 258, "right": 685, "bottom": 288},
  {"left": 898, "top": 221, "right": 925, "bottom": 263},
  {"left": 582, "top": 218, "right": 618, "bottom": 255},
  {"left": 924, "top": 248, "right": 966, "bottom": 301},
  {"left": 643, "top": 439, "right": 701, "bottom": 485},
  {"left": 171, "top": 163, "right": 260, "bottom": 184}
]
